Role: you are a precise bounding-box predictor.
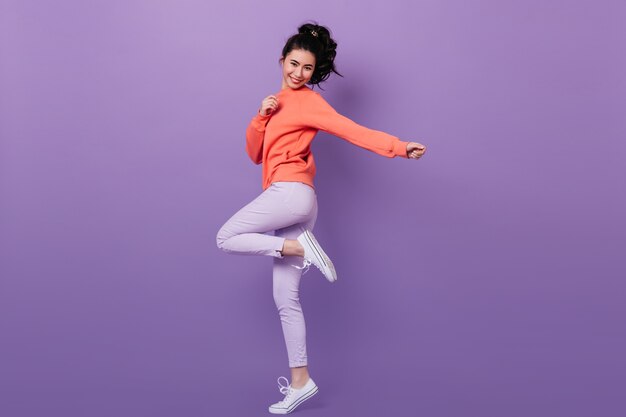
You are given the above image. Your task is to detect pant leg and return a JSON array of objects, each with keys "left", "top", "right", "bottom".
[
  {"left": 272, "top": 183, "right": 318, "bottom": 368},
  {"left": 216, "top": 182, "right": 310, "bottom": 258}
]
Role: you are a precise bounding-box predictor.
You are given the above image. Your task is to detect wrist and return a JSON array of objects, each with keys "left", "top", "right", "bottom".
[{"left": 395, "top": 140, "right": 410, "bottom": 158}]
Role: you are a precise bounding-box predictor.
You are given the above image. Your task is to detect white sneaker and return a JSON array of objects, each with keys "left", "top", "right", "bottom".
[
  {"left": 296, "top": 230, "right": 337, "bottom": 283},
  {"left": 268, "top": 376, "right": 319, "bottom": 414}
]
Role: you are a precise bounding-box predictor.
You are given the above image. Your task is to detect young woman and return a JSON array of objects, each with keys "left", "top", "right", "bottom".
[{"left": 216, "top": 22, "right": 426, "bottom": 414}]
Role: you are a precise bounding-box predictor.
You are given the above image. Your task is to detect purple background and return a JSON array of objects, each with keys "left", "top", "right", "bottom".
[{"left": 1, "top": 1, "right": 625, "bottom": 416}]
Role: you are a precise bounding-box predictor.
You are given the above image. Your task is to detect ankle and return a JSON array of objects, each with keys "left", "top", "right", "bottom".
[
  {"left": 290, "top": 372, "right": 310, "bottom": 388},
  {"left": 294, "top": 243, "right": 304, "bottom": 257},
  {"left": 291, "top": 377, "right": 308, "bottom": 389},
  {"left": 282, "top": 239, "right": 305, "bottom": 257}
]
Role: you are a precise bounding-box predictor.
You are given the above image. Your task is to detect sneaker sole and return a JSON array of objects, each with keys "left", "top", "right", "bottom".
[
  {"left": 268, "top": 385, "right": 319, "bottom": 414},
  {"left": 301, "top": 230, "right": 337, "bottom": 283}
]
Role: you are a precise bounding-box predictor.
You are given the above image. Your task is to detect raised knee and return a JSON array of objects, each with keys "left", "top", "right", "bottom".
[{"left": 215, "top": 227, "right": 228, "bottom": 251}]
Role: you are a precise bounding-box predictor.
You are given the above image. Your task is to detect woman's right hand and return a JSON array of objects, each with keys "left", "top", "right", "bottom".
[
  {"left": 259, "top": 95, "right": 279, "bottom": 116},
  {"left": 407, "top": 142, "right": 426, "bottom": 159}
]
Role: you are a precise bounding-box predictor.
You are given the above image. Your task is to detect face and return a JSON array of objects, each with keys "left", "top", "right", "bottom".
[{"left": 280, "top": 49, "right": 316, "bottom": 89}]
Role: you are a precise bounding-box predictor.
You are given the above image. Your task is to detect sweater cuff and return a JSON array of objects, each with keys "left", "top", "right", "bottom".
[
  {"left": 393, "top": 140, "right": 409, "bottom": 158},
  {"left": 251, "top": 112, "right": 271, "bottom": 130}
]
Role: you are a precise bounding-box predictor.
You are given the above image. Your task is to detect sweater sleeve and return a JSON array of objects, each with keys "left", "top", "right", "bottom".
[
  {"left": 245, "top": 112, "right": 271, "bottom": 165},
  {"left": 301, "top": 92, "right": 409, "bottom": 158}
]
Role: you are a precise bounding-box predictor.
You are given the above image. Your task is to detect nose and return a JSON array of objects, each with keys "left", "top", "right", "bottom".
[{"left": 294, "top": 67, "right": 303, "bottom": 78}]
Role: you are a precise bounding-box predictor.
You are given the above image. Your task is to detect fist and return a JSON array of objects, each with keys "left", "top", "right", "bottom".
[
  {"left": 407, "top": 142, "right": 426, "bottom": 159},
  {"left": 259, "top": 95, "right": 279, "bottom": 116}
]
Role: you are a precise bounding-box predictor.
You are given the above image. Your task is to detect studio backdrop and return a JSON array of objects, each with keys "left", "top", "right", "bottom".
[{"left": 1, "top": 1, "right": 624, "bottom": 416}]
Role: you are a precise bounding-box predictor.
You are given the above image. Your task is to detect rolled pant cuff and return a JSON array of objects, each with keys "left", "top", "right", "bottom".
[{"left": 272, "top": 237, "right": 286, "bottom": 258}]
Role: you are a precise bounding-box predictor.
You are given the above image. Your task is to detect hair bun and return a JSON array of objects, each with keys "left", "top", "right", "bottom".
[{"left": 298, "top": 23, "right": 317, "bottom": 36}]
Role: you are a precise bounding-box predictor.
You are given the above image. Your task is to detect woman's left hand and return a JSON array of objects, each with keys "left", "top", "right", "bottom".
[{"left": 407, "top": 142, "right": 426, "bottom": 159}]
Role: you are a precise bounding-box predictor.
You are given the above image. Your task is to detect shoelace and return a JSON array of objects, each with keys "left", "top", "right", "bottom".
[
  {"left": 291, "top": 258, "right": 312, "bottom": 275},
  {"left": 277, "top": 376, "right": 295, "bottom": 403}
]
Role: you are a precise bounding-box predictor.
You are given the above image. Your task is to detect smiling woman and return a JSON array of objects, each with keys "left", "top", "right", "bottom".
[{"left": 215, "top": 21, "right": 427, "bottom": 415}]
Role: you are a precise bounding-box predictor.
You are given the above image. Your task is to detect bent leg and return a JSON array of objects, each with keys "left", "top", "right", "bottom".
[{"left": 216, "top": 183, "right": 304, "bottom": 258}]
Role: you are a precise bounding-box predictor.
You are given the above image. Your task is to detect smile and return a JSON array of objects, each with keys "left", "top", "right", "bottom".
[{"left": 290, "top": 77, "right": 303, "bottom": 83}]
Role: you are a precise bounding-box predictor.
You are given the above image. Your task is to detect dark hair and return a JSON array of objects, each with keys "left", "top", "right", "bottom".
[{"left": 281, "top": 22, "right": 343, "bottom": 88}]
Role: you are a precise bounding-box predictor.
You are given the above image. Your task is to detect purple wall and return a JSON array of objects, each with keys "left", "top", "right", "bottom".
[{"left": 1, "top": 1, "right": 624, "bottom": 416}]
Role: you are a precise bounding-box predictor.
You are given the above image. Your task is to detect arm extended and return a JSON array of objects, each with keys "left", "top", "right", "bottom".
[{"left": 301, "top": 92, "right": 409, "bottom": 158}]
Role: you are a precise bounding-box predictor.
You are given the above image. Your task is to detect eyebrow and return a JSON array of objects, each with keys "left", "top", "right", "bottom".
[{"left": 290, "top": 59, "right": 313, "bottom": 67}]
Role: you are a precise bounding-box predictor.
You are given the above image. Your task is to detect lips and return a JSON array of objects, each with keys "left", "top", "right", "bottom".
[{"left": 290, "top": 77, "right": 303, "bottom": 84}]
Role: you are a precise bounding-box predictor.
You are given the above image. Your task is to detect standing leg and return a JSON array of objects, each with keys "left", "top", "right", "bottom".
[{"left": 272, "top": 184, "right": 318, "bottom": 388}]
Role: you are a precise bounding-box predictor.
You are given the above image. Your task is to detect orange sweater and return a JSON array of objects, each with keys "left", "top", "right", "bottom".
[{"left": 246, "top": 85, "right": 409, "bottom": 190}]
